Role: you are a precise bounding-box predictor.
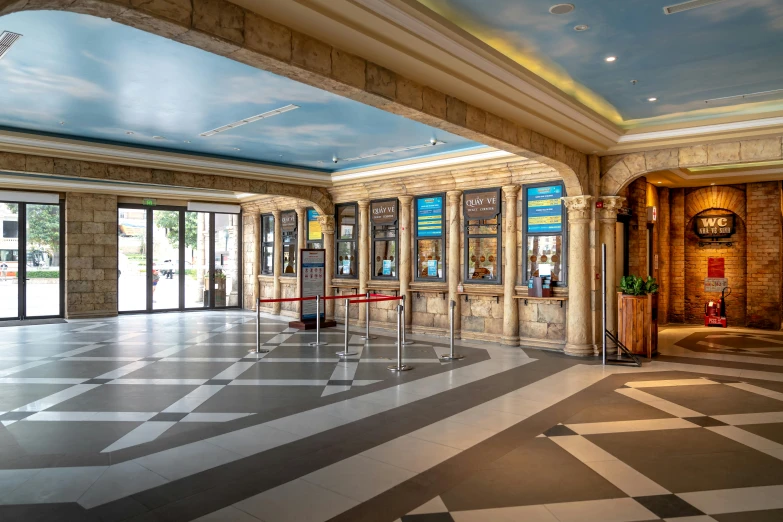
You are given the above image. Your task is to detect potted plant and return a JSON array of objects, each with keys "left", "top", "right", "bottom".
[{"left": 617, "top": 275, "right": 659, "bottom": 358}]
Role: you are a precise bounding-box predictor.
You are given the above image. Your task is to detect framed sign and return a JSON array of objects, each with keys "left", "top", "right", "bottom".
[
  {"left": 299, "top": 249, "right": 325, "bottom": 321},
  {"left": 695, "top": 214, "right": 735, "bottom": 238},
  {"left": 464, "top": 188, "right": 500, "bottom": 220},
  {"left": 370, "top": 200, "right": 397, "bottom": 225},
  {"left": 416, "top": 196, "right": 443, "bottom": 237},
  {"left": 705, "top": 277, "right": 728, "bottom": 293},
  {"left": 708, "top": 257, "right": 725, "bottom": 278},
  {"left": 281, "top": 211, "right": 297, "bottom": 232},
  {"left": 307, "top": 209, "right": 321, "bottom": 241},
  {"left": 526, "top": 185, "right": 563, "bottom": 234}
]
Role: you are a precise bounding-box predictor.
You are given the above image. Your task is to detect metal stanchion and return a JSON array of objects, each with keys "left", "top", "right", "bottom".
[
  {"left": 602, "top": 243, "right": 607, "bottom": 366},
  {"left": 440, "top": 299, "right": 464, "bottom": 361},
  {"left": 388, "top": 304, "right": 413, "bottom": 372},
  {"left": 361, "top": 291, "right": 377, "bottom": 341},
  {"left": 336, "top": 298, "right": 357, "bottom": 358},
  {"left": 309, "top": 295, "right": 327, "bottom": 347},
  {"left": 401, "top": 294, "right": 413, "bottom": 345},
  {"left": 255, "top": 302, "right": 270, "bottom": 354}
]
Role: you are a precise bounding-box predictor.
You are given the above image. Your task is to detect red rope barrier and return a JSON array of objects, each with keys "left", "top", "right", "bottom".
[
  {"left": 348, "top": 296, "right": 403, "bottom": 304},
  {"left": 258, "top": 296, "right": 316, "bottom": 304},
  {"left": 321, "top": 293, "right": 364, "bottom": 301}
]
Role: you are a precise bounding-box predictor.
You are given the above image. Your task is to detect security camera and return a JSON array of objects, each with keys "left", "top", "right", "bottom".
[
  {"left": 332, "top": 156, "right": 338, "bottom": 164},
  {"left": 430, "top": 138, "right": 437, "bottom": 146}
]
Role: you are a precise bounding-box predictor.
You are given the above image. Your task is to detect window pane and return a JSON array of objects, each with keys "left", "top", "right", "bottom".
[
  {"left": 467, "top": 237, "right": 498, "bottom": 281},
  {"left": 337, "top": 241, "right": 356, "bottom": 276},
  {"left": 338, "top": 205, "right": 355, "bottom": 239},
  {"left": 24, "top": 204, "right": 61, "bottom": 317},
  {"left": 185, "top": 211, "right": 209, "bottom": 308},
  {"left": 262, "top": 245, "right": 274, "bottom": 275},
  {"left": 282, "top": 243, "right": 297, "bottom": 275},
  {"left": 215, "top": 213, "right": 239, "bottom": 307},
  {"left": 262, "top": 215, "right": 274, "bottom": 242},
  {"left": 373, "top": 226, "right": 397, "bottom": 239},
  {"left": 373, "top": 240, "right": 396, "bottom": 277},
  {"left": 526, "top": 235, "right": 563, "bottom": 283},
  {"left": 152, "top": 210, "right": 180, "bottom": 310},
  {"left": 307, "top": 241, "right": 323, "bottom": 250},
  {"left": 0, "top": 203, "right": 19, "bottom": 319},
  {"left": 467, "top": 221, "right": 498, "bottom": 235},
  {"left": 2, "top": 219, "right": 18, "bottom": 239},
  {"left": 416, "top": 239, "right": 442, "bottom": 279},
  {"left": 118, "top": 207, "right": 147, "bottom": 312}
]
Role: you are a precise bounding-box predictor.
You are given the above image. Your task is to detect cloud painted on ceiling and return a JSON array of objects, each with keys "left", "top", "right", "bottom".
[
  {"left": 418, "top": 0, "right": 783, "bottom": 128},
  {"left": 0, "top": 11, "right": 480, "bottom": 171}
]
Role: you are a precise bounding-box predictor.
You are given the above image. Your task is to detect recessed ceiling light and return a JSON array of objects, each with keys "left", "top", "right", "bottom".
[
  {"left": 233, "top": 147, "right": 241, "bottom": 151},
  {"left": 657, "top": 181, "right": 662, "bottom": 184},
  {"left": 711, "top": 183, "right": 716, "bottom": 185},
  {"left": 183, "top": 140, "right": 190, "bottom": 143},
  {"left": 549, "top": 4, "right": 575, "bottom": 15},
  {"left": 126, "top": 131, "right": 134, "bottom": 135},
  {"left": 153, "top": 136, "right": 166, "bottom": 140},
  {"left": 605, "top": 56, "right": 617, "bottom": 62},
  {"left": 59, "top": 121, "right": 65, "bottom": 125},
  {"left": 630, "top": 79, "right": 638, "bottom": 85},
  {"left": 200, "top": 104, "right": 300, "bottom": 137},
  {"left": 0, "top": 31, "right": 22, "bottom": 61},
  {"left": 648, "top": 97, "right": 658, "bottom": 102},
  {"left": 574, "top": 24, "right": 589, "bottom": 31}
]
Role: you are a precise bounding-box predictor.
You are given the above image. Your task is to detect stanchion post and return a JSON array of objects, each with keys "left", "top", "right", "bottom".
[
  {"left": 440, "top": 299, "right": 464, "bottom": 361},
  {"left": 361, "top": 291, "right": 377, "bottom": 341},
  {"left": 336, "top": 298, "right": 357, "bottom": 358},
  {"left": 309, "top": 295, "right": 327, "bottom": 347},
  {"left": 388, "top": 303, "right": 412, "bottom": 372},
  {"left": 255, "top": 301, "right": 270, "bottom": 354},
  {"left": 401, "top": 294, "right": 413, "bottom": 345},
  {"left": 602, "top": 243, "right": 607, "bottom": 366}
]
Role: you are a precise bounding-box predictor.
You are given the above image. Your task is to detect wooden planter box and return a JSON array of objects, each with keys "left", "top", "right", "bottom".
[{"left": 617, "top": 293, "right": 658, "bottom": 359}]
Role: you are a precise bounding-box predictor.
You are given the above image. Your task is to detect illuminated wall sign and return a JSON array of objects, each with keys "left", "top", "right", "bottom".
[
  {"left": 695, "top": 214, "right": 735, "bottom": 238},
  {"left": 307, "top": 209, "right": 321, "bottom": 240},
  {"left": 142, "top": 198, "right": 157, "bottom": 206},
  {"left": 526, "top": 185, "right": 563, "bottom": 233},
  {"left": 416, "top": 196, "right": 443, "bottom": 237},
  {"left": 464, "top": 189, "right": 500, "bottom": 220}
]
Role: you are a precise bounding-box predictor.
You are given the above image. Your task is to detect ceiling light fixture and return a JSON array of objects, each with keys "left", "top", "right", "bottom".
[
  {"left": 549, "top": 4, "right": 575, "bottom": 15},
  {"left": 183, "top": 140, "right": 190, "bottom": 143},
  {"left": 711, "top": 183, "right": 716, "bottom": 185},
  {"left": 574, "top": 24, "right": 589, "bottom": 31},
  {"left": 605, "top": 56, "right": 617, "bottom": 63},
  {"left": 0, "top": 31, "right": 22, "bottom": 61},
  {"left": 59, "top": 121, "right": 65, "bottom": 125},
  {"left": 233, "top": 147, "right": 241, "bottom": 151},
  {"left": 663, "top": 0, "right": 728, "bottom": 15},
  {"left": 657, "top": 181, "right": 662, "bottom": 184},
  {"left": 200, "top": 104, "right": 300, "bottom": 137},
  {"left": 153, "top": 136, "right": 166, "bottom": 140},
  {"left": 332, "top": 139, "right": 447, "bottom": 164},
  {"left": 126, "top": 131, "right": 134, "bottom": 135},
  {"left": 648, "top": 97, "right": 658, "bottom": 102}
]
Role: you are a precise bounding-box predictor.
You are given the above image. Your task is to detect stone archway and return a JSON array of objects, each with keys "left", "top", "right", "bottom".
[
  {"left": 601, "top": 137, "right": 783, "bottom": 196},
  {"left": 0, "top": 0, "right": 587, "bottom": 196}
]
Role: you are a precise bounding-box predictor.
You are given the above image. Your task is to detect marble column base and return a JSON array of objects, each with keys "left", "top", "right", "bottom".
[
  {"left": 564, "top": 343, "right": 597, "bottom": 357},
  {"left": 500, "top": 335, "right": 520, "bottom": 346}
]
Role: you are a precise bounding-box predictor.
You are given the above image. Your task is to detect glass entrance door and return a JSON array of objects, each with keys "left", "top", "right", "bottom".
[
  {"left": 118, "top": 205, "right": 240, "bottom": 313},
  {"left": 0, "top": 200, "right": 64, "bottom": 321}
]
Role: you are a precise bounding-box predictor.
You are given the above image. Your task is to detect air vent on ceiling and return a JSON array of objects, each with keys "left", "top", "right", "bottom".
[
  {"left": 200, "top": 104, "right": 300, "bottom": 137},
  {"left": 0, "top": 31, "right": 22, "bottom": 61},
  {"left": 705, "top": 88, "right": 783, "bottom": 104},
  {"left": 663, "top": 0, "right": 728, "bottom": 15}
]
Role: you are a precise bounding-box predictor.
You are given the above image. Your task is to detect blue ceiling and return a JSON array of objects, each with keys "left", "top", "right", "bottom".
[
  {"left": 0, "top": 11, "right": 480, "bottom": 172},
  {"left": 419, "top": 0, "right": 783, "bottom": 127}
]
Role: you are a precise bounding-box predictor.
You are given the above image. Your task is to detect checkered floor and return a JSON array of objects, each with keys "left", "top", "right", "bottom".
[{"left": 0, "top": 311, "right": 471, "bottom": 459}]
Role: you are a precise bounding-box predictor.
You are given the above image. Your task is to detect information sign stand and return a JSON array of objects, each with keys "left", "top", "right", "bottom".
[{"left": 289, "top": 249, "right": 336, "bottom": 330}]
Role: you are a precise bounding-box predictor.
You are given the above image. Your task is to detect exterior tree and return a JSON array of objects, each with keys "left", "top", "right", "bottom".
[
  {"left": 154, "top": 211, "right": 198, "bottom": 249},
  {"left": 7, "top": 204, "right": 60, "bottom": 266}
]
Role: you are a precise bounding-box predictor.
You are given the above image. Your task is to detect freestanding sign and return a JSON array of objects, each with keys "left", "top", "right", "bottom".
[{"left": 289, "top": 249, "right": 335, "bottom": 329}]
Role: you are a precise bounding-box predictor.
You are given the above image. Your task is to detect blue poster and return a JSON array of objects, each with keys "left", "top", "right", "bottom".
[
  {"left": 417, "top": 196, "right": 443, "bottom": 237},
  {"left": 382, "top": 259, "right": 392, "bottom": 276},
  {"left": 527, "top": 185, "right": 563, "bottom": 233},
  {"left": 427, "top": 260, "right": 438, "bottom": 277}
]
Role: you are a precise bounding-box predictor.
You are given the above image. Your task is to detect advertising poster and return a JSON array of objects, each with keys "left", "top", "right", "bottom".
[
  {"left": 342, "top": 259, "right": 351, "bottom": 274},
  {"left": 307, "top": 209, "right": 321, "bottom": 241},
  {"left": 382, "top": 259, "right": 392, "bottom": 276},
  {"left": 417, "top": 196, "right": 443, "bottom": 237},
  {"left": 527, "top": 185, "right": 563, "bottom": 233},
  {"left": 300, "top": 249, "right": 325, "bottom": 321},
  {"left": 427, "top": 259, "right": 438, "bottom": 277}
]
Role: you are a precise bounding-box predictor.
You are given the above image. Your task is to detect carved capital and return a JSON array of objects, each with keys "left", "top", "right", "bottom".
[
  {"left": 502, "top": 185, "right": 520, "bottom": 201},
  {"left": 318, "top": 215, "right": 335, "bottom": 235},
  {"left": 398, "top": 195, "right": 413, "bottom": 205},
  {"left": 271, "top": 209, "right": 281, "bottom": 219},
  {"left": 446, "top": 190, "right": 462, "bottom": 206},
  {"left": 357, "top": 199, "right": 370, "bottom": 210},
  {"left": 596, "top": 196, "right": 626, "bottom": 222},
  {"left": 562, "top": 195, "right": 593, "bottom": 223}
]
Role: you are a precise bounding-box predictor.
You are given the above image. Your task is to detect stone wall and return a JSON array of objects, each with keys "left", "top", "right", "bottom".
[
  {"left": 242, "top": 213, "right": 256, "bottom": 310},
  {"left": 65, "top": 192, "right": 118, "bottom": 318},
  {"left": 746, "top": 182, "right": 782, "bottom": 329}
]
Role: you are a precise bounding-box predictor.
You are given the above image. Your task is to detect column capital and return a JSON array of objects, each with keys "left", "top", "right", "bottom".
[
  {"left": 357, "top": 199, "right": 370, "bottom": 210},
  {"left": 271, "top": 209, "right": 281, "bottom": 219},
  {"left": 596, "top": 196, "right": 626, "bottom": 222},
  {"left": 398, "top": 195, "right": 413, "bottom": 205},
  {"left": 446, "top": 190, "right": 462, "bottom": 205},
  {"left": 562, "top": 195, "right": 593, "bottom": 222},
  {"left": 318, "top": 215, "right": 335, "bottom": 235},
  {"left": 502, "top": 185, "right": 520, "bottom": 199}
]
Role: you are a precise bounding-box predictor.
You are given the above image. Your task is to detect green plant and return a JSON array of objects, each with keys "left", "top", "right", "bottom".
[
  {"left": 620, "top": 275, "right": 659, "bottom": 296},
  {"left": 26, "top": 270, "right": 60, "bottom": 279}
]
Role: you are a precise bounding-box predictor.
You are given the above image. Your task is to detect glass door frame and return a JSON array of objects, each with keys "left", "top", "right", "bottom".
[
  {"left": 118, "top": 204, "right": 242, "bottom": 314},
  {"left": 0, "top": 199, "right": 65, "bottom": 321}
]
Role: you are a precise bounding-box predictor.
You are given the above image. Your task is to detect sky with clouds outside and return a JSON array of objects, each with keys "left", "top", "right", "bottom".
[{"left": 0, "top": 11, "right": 479, "bottom": 171}]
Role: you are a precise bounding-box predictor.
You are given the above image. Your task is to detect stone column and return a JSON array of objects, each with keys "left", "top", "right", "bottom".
[
  {"left": 597, "top": 197, "right": 626, "bottom": 341},
  {"left": 295, "top": 206, "right": 307, "bottom": 315},
  {"left": 358, "top": 199, "right": 370, "bottom": 324},
  {"left": 319, "top": 215, "right": 336, "bottom": 320},
  {"left": 253, "top": 213, "right": 260, "bottom": 311},
  {"left": 272, "top": 209, "right": 282, "bottom": 315},
  {"left": 502, "top": 185, "right": 520, "bottom": 345},
  {"left": 447, "top": 191, "right": 462, "bottom": 334},
  {"left": 399, "top": 195, "right": 413, "bottom": 330},
  {"left": 562, "top": 196, "right": 594, "bottom": 356}
]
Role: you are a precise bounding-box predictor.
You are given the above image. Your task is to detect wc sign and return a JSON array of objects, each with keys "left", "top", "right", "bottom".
[{"left": 695, "top": 214, "right": 735, "bottom": 238}]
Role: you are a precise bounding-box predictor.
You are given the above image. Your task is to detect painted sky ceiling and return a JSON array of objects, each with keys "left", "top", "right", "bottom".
[
  {"left": 0, "top": 11, "right": 480, "bottom": 173},
  {"left": 418, "top": 0, "right": 783, "bottom": 128}
]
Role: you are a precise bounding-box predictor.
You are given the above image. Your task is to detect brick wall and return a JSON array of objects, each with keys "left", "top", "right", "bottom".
[
  {"left": 669, "top": 189, "right": 686, "bottom": 323},
  {"left": 746, "top": 182, "right": 782, "bottom": 329},
  {"left": 657, "top": 188, "right": 670, "bottom": 324},
  {"left": 627, "top": 177, "right": 648, "bottom": 278},
  {"left": 65, "top": 193, "right": 118, "bottom": 318}
]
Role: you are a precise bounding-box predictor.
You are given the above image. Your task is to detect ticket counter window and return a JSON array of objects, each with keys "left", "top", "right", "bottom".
[
  {"left": 463, "top": 188, "right": 502, "bottom": 284},
  {"left": 526, "top": 236, "right": 563, "bottom": 282},
  {"left": 335, "top": 203, "right": 357, "bottom": 277},
  {"left": 261, "top": 214, "right": 274, "bottom": 276},
  {"left": 415, "top": 194, "right": 445, "bottom": 281},
  {"left": 280, "top": 210, "right": 297, "bottom": 276},
  {"left": 371, "top": 199, "right": 398, "bottom": 280},
  {"left": 523, "top": 183, "right": 566, "bottom": 285}
]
